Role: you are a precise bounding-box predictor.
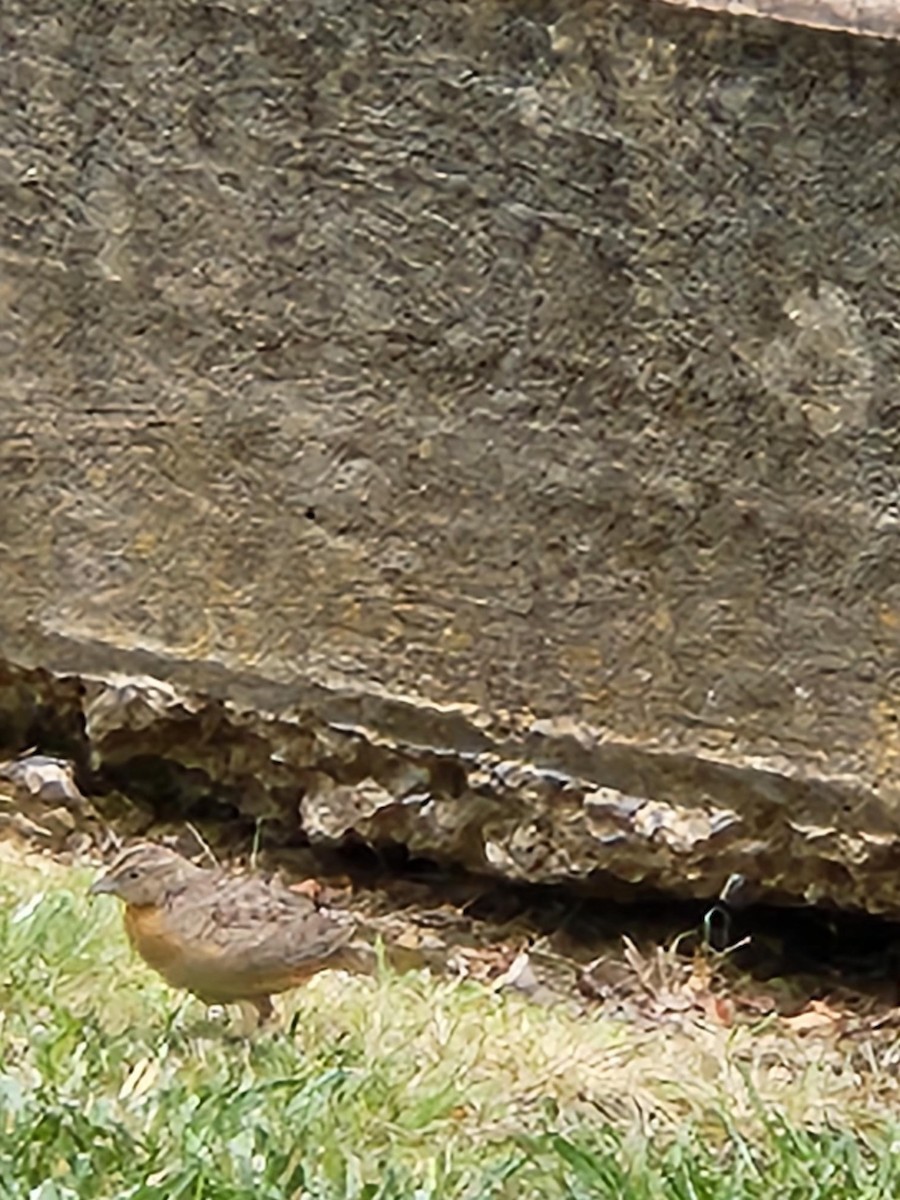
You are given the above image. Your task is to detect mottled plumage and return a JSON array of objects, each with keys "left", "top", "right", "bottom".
[{"left": 90, "top": 842, "right": 359, "bottom": 1025}]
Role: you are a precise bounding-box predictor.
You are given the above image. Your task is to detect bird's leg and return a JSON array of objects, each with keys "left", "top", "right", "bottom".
[
  {"left": 253, "top": 995, "right": 276, "bottom": 1027},
  {"left": 234, "top": 1000, "right": 260, "bottom": 1036},
  {"left": 233, "top": 995, "right": 276, "bottom": 1036}
]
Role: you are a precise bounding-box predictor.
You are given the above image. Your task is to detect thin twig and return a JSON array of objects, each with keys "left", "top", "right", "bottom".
[
  {"left": 250, "top": 818, "right": 266, "bottom": 871},
  {"left": 185, "top": 822, "right": 220, "bottom": 867}
]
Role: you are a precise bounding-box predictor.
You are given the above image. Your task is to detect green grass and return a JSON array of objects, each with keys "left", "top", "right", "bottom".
[{"left": 1, "top": 847, "right": 900, "bottom": 1199}]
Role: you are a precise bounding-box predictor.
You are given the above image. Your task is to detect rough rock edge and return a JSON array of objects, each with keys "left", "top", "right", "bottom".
[
  {"left": 3, "top": 625, "right": 900, "bottom": 917},
  {"left": 660, "top": 0, "right": 900, "bottom": 39}
]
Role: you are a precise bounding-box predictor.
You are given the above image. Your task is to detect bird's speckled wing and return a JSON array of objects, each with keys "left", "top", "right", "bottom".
[{"left": 166, "top": 872, "right": 356, "bottom": 976}]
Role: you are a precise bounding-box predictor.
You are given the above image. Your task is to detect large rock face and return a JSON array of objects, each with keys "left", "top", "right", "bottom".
[{"left": 4, "top": 0, "right": 900, "bottom": 910}]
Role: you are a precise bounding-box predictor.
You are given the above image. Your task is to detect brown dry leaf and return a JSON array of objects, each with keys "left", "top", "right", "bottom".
[
  {"left": 289, "top": 879, "right": 323, "bottom": 901},
  {"left": 318, "top": 881, "right": 353, "bottom": 905},
  {"left": 702, "top": 993, "right": 736, "bottom": 1028},
  {"left": 450, "top": 942, "right": 523, "bottom": 982},
  {"left": 733, "top": 992, "right": 780, "bottom": 1016},
  {"left": 782, "top": 999, "right": 844, "bottom": 1035},
  {"left": 394, "top": 926, "right": 424, "bottom": 950}
]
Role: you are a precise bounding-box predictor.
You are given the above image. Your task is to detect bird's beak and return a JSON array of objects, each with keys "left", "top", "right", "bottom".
[{"left": 89, "top": 874, "right": 115, "bottom": 896}]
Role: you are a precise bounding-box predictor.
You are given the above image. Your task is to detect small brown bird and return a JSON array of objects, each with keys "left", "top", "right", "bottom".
[{"left": 89, "top": 842, "right": 364, "bottom": 1028}]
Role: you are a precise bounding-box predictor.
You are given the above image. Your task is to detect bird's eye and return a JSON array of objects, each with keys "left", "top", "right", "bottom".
[{"left": 127, "top": 868, "right": 140, "bottom": 880}]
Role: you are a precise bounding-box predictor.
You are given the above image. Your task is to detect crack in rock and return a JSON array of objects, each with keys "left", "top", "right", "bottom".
[{"left": 1, "top": 647, "right": 898, "bottom": 917}]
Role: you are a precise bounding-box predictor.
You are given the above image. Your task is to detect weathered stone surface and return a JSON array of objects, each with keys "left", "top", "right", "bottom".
[
  {"left": 4, "top": 0, "right": 900, "bottom": 911},
  {"left": 662, "top": 0, "right": 900, "bottom": 39}
]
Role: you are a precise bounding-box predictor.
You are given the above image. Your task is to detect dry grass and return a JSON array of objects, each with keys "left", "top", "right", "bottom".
[{"left": 2, "top": 841, "right": 900, "bottom": 1198}]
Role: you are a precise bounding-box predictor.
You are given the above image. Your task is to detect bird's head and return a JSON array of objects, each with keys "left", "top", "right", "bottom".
[{"left": 89, "top": 842, "right": 206, "bottom": 906}]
